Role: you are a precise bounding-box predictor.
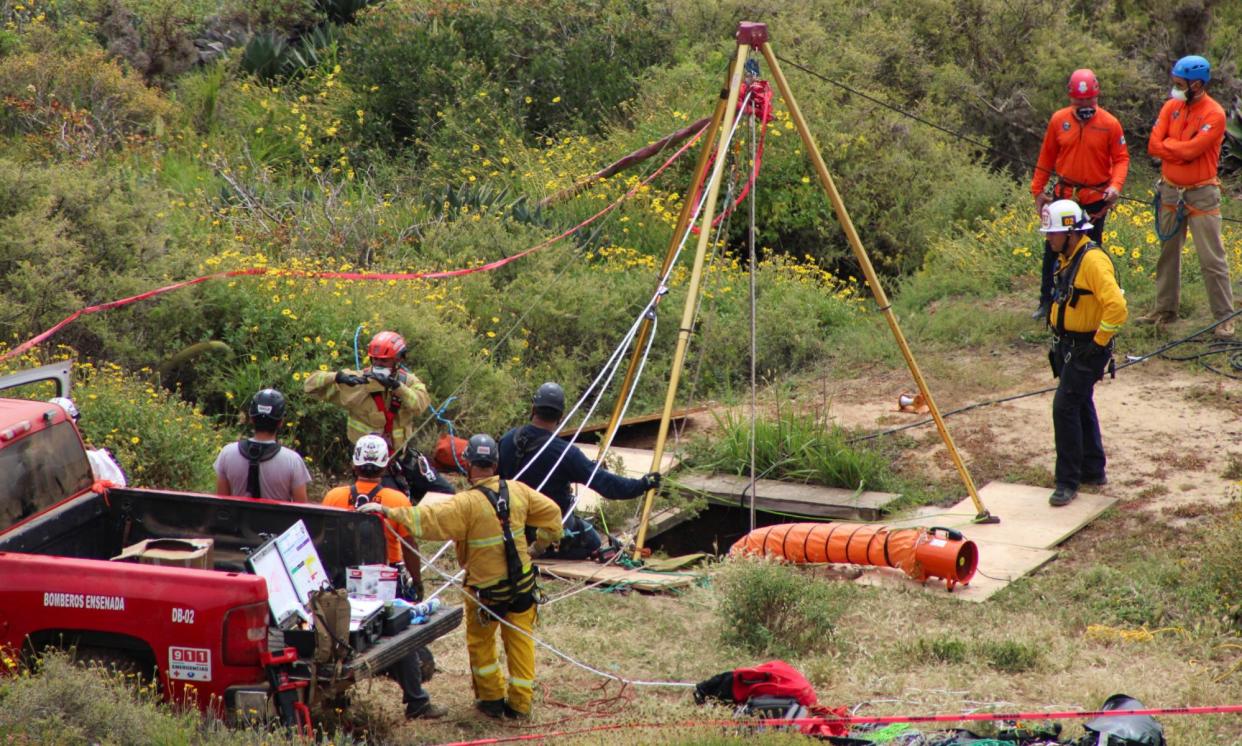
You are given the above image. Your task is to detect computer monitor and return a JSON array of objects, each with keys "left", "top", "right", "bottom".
[{"left": 247, "top": 538, "right": 305, "bottom": 628}]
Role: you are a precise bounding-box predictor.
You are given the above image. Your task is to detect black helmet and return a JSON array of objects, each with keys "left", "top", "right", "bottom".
[
  {"left": 531, "top": 381, "right": 565, "bottom": 415},
  {"left": 464, "top": 433, "right": 499, "bottom": 467},
  {"left": 249, "top": 388, "right": 286, "bottom": 428}
]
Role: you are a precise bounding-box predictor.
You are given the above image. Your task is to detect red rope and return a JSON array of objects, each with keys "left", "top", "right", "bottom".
[
  {"left": 0, "top": 130, "right": 702, "bottom": 366},
  {"left": 439, "top": 703, "right": 1242, "bottom": 746}
]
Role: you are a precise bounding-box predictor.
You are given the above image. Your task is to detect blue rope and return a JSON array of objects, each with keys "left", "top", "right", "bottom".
[
  {"left": 352, "top": 325, "right": 364, "bottom": 370},
  {"left": 1153, "top": 191, "right": 1187, "bottom": 242},
  {"left": 428, "top": 396, "right": 467, "bottom": 473}
]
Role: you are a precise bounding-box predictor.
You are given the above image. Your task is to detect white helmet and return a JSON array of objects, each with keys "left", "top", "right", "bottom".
[
  {"left": 352, "top": 433, "right": 390, "bottom": 469},
  {"left": 1039, "top": 199, "right": 1093, "bottom": 233},
  {"left": 49, "top": 397, "right": 79, "bottom": 421}
]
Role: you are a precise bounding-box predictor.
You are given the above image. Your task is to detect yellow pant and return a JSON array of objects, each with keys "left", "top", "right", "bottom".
[{"left": 463, "top": 593, "right": 538, "bottom": 714}]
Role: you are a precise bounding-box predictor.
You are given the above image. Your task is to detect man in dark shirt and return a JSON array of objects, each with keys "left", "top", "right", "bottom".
[{"left": 498, "top": 382, "right": 660, "bottom": 561}]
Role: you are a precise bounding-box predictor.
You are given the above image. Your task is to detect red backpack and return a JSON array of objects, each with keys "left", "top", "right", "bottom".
[
  {"left": 732, "top": 660, "right": 818, "bottom": 706},
  {"left": 694, "top": 660, "right": 846, "bottom": 737}
]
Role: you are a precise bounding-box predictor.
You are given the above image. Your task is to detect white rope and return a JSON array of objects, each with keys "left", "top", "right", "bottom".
[
  {"left": 520, "top": 92, "right": 757, "bottom": 509},
  {"left": 421, "top": 94, "right": 756, "bottom": 596},
  {"left": 561, "top": 315, "right": 659, "bottom": 520},
  {"left": 383, "top": 522, "right": 695, "bottom": 688}
]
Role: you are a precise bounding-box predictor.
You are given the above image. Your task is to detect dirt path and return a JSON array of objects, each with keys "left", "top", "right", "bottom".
[{"left": 820, "top": 355, "right": 1242, "bottom": 516}]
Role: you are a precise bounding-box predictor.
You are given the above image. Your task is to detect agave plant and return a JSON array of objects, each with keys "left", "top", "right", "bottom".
[
  {"left": 1222, "top": 96, "right": 1242, "bottom": 176},
  {"left": 428, "top": 183, "right": 549, "bottom": 228},
  {"left": 240, "top": 30, "right": 289, "bottom": 80}
]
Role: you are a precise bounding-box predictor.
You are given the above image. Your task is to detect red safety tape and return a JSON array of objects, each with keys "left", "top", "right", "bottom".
[
  {"left": 0, "top": 130, "right": 702, "bottom": 366},
  {"left": 439, "top": 704, "right": 1242, "bottom": 746}
]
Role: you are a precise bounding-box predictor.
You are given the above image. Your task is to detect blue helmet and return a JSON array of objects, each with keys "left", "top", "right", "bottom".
[{"left": 1172, "top": 55, "right": 1211, "bottom": 83}]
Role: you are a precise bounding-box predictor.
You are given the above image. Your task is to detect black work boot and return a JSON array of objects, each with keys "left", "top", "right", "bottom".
[
  {"left": 504, "top": 703, "right": 530, "bottom": 720},
  {"left": 1049, "top": 484, "right": 1077, "bottom": 507},
  {"left": 476, "top": 699, "right": 506, "bottom": 719},
  {"left": 407, "top": 703, "right": 448, "bottom": 720}
]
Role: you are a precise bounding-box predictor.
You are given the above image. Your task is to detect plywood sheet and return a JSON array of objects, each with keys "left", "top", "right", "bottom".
[
  {"left": 569, "top": 406, "right": 708, "bottom": 435},
  {"left": 534, "top": 558, "right": 697, "bottom": 593},
  {"left": 676, "top": 473, "right": 901, "bottom": 521},
  {"left": 570, "top": 445, "right": 678, "bottom": 513},
  {"left": 854, "top": 539, "right": 1057, "bottom": 603},
  {"left": 946, "top": 482, "right": 1115, "bottom": 550}
]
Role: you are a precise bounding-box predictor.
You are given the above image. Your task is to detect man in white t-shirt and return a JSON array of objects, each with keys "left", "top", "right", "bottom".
[
  {"left": 214, "top": 388, "right": 311, "bottom": 502},
  {"left": 48, "top": 397, "right": 128, "bottom": 487}
]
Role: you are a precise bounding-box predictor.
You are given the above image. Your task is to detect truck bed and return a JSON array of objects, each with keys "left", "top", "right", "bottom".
[{"left": 0, "top": 486, "right": 389, "bottom": 584}]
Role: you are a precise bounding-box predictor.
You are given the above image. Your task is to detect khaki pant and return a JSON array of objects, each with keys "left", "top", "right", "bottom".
[
  {"left": 464, "top": 593, "right": 538, "bottom": 714},
  {"left": 1153, "top": 181, "right": 1234, "bottom": 320}
]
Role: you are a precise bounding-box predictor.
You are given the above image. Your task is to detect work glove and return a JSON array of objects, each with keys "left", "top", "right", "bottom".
[
  {"left": 335, "top": 371, "right": 368, "bottom": 386},
  {"left": 640, "top": 472, "right": 662, "bottom": 492},
  {"left": 369, "top": 371, "right": 401, "bottom": 390},
  {"left": 1102, "top": 186, "right": 1121, "bottom": 205},
  {"left": 1034, "top": 192, "right": 1051, "bottom": 215},
  {"left": 357, "top": 502, "right": 387, "bottom": 516},
  {"left": 399, "top": 568, "right": 424, "bottom": 602}
]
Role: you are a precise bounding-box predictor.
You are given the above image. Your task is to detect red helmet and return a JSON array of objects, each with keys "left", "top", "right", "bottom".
[
  {"left": 1067, "top": 69, "right": 1100, "bottom": 100},
  {"left": 367, "top": 331, "right": 407, "bottom": 362}
]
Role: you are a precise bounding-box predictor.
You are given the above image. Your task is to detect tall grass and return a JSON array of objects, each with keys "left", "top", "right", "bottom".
[{"left": 685, "top": 404, "right": 894, "bottom": 493}]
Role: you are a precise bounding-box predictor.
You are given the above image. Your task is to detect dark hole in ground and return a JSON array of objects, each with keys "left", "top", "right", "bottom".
[{"left": 644, "top": 502, "right": 830, "bottom": 557}]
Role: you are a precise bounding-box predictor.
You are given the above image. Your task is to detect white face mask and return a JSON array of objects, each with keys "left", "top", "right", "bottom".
[
  {"left": 370, "top": 366, "right": 392, "bottom": 379},
  {"left": 1170, "top": 87, "right": 1188, "bottom": 102}
]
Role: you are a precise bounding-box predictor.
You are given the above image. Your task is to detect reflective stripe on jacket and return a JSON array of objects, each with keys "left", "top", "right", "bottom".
[{"left": 385, "top": 476, "right": 563, "bottom": 589}]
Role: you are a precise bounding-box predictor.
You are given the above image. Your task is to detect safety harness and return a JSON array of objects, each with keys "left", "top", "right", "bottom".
[
  {"left": 513, "top": 425, "right": 552, "bottom": 466},
  {"left": 370, "top": 389, "right": 400, "bottom": 442},
  {"left": 473, "top": 480, "right": 538, "bottom": 617},
  {"left": 349, "top": 481, "right": 384, "bottom": 508},
  {"left": 1049, "top": 240, "right": 1117, "bottom": 379},
  {"left": 1050, "top": 241, "right": 1103, "bottom": 336},
  {"left": 238, "top": 438, "right": 281, "bottom": 499}
]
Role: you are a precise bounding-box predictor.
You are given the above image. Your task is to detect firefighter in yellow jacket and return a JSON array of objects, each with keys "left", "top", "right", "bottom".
[
  {"left": 360, "top": 433, "right": 563, "bottom": 719},
  {"left": 1040, "top": 199, "right": 1127, "bottom": 508},
  {"left": 304, "top": 330, "right": 451, "bottom": 499}
]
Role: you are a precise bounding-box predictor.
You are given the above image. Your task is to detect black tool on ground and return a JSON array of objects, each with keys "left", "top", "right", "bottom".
[{"left": 1075, "top": 694, "right": 1166, "bottom": 746}]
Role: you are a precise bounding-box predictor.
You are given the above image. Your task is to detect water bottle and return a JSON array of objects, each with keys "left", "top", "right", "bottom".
[{"left": 407, "top": 598, "right": 442, "bottom": 619}]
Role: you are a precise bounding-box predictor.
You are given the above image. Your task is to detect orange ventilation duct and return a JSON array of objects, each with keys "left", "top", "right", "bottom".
[{"left": 730, "top": 523, "right": 978, "bottom": 591}]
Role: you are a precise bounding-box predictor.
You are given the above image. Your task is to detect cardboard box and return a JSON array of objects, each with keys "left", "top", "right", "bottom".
[
  {"left": 346, "top": 564, "right": 398, "bottom": 601},
  {"left": 112, "top": 538, "right": 215, "bottom": 569}
]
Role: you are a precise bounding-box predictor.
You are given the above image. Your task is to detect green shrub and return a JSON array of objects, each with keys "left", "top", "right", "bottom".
[
  {"left": 0, "top": 47, "right": 172, "bottom": 156},
  {"left": 74, "top": 361, "right": 225, "bottom": 492},
  {"left": 0, "top": 158, "right": 199, "bottom": 362},
  {"left": 341, "top": 0, "right": 675, "bottom": 154},
  {"left": 716, "top": 558, "right": 850, "bottom": 657}
]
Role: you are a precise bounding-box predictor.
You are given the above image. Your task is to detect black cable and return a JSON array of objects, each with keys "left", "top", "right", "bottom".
[
  {"left": 775, "top": 54, "right": 1242, "bottom": 226},
  {"left": 848, "top": 307, "right": 1242, "bottom": 443}
]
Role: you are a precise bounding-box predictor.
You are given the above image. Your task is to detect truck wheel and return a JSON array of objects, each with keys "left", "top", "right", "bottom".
[{"left": 74, "top": 646, "right": 153, "bottom": 682}]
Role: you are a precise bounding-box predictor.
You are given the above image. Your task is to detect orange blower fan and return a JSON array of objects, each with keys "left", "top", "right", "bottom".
[{"left": 730, "top": 523, "right": 979, "bottom": 591}]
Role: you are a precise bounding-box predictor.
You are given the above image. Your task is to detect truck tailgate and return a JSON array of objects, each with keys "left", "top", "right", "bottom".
[{"left": 344, "top": 606, "right": 463, "bottom": 679}]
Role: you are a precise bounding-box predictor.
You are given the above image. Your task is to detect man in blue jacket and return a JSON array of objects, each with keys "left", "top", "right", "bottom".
[{"left": 498, "top": 382, "right": 661, "bottom": 561}]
